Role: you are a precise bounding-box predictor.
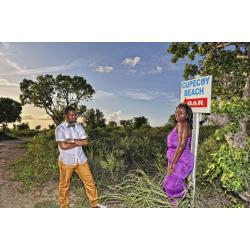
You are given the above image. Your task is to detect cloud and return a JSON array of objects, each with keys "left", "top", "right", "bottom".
[
  {"left": 123, "top": 89, "right": 179, "bottom": 103},
  {"left": 0, "top": 48, "right": 86, "bottom": 77},
  {"left": 0, "top": 51, "right": 23, "bottom": 72},
  {"left": 22, "top": 115, "right": 34, "bottom": 120},
  {"left": 149, "top": 65, "right": 163, "bottom": 74},
  {"left": 124, "top": 90, "right": 155, "bottom": 101},
  {"left": 40, "top": 116, "right": 52, "bottom": 121},
  {"left": 93, "top": 90, "right": 115, "bottom": 100},
  {"left": 122, "top": 56, "right": 141, "bottom": 67},
  {"left": 0, "top": 42, "right": 12, "bottom": 50},
  {"left": 106, "top": 110, "right": 122, "bottom": 123},
  {"left": 95, "top": 65, "right": 114, "bottom": 73},
  {"left": 0, "top": 78, "right": 18, "bottom": 87},
  {"left": 21, "top": 115, "right": 51, "bottom": 121},
  {"left": 129, "top": 69, "right": 137, "bottom": 74}
]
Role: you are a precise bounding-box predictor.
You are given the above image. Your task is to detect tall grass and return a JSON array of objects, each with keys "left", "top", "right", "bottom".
[{"left": 101, "top": 169, "right": 192, "bottom": 208}]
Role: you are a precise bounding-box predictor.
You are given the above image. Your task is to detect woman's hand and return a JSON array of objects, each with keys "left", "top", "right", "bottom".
[{"left": 167, "top": 164, "right": 175, "bottom": 176}]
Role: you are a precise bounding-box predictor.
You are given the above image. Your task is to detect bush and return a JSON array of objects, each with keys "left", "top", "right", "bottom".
[
  {"left": 204, "top": 142, "right": 250, "bottom": 193},
  {"left": 11, "top": 129, "right": 40, "bottom": 138},
  {"left": 13, "top": 130, "right": 59, "bottom": 186}
]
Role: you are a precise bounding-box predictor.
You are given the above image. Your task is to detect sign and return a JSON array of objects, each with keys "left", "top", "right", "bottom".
[
  {"left": 184, "top": 97, "right": 207, "bottom": 108},
  {"left": 181, "top": 75, "right": 212, "bottom": 113}
]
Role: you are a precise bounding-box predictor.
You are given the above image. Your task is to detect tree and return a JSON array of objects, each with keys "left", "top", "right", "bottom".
[
  {"left": 83, "top": 108, "right": 106, "bottom": 129},
  {"left": 35, "top": 125, "right": 41, "bottom": 131},
  {"left": 17, "top": 122, "right": 30, "bottom": 130},
  {"left": 133, "top": 116, "right": 150, "bottom": 129},
  {"left": 107, "top": 121, "right": 118, "bottom": 128},
  {"left": 19, "top": 74, "right": 95, "bottom": 125},
  {"left": 168, "top": 42, "right": 250, "bottom": 149},
  {"left": 167, "top": 114, "right": 176, "bottom": 127},
  {"left": 120, "top": 119, "right": 133, "bottom": 129},
  {"left": 48, "top": 124, "right": 56, "bottom": 130},
  {"left": 0, "top": 97, "right": 22, "bottom": 130}
]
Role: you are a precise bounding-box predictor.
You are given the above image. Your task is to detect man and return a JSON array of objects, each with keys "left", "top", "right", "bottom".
[{"left": 55, "top": 106, "right": 105, "bottom": 208}]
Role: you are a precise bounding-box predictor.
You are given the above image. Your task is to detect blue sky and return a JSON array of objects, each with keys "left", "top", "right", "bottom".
[{"left": 0, "top": 42, "right": 188, "bottom": 128}]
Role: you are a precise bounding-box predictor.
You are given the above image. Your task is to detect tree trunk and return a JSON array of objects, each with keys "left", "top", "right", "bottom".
[
  {"left": 208, "top": 113, "right": 230, "bottom": 127},
  {"left": 233, "top": 43, "right": 250, "bottom": 149}
]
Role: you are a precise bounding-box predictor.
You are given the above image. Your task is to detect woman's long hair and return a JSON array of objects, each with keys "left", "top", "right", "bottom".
[{"left": 176, "top": 103, "right": 193, "bottom": 129}]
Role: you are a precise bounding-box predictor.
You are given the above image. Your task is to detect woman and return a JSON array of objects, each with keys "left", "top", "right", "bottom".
[{"left": 163, "top": 103, "right": 194, "bottom": 207}]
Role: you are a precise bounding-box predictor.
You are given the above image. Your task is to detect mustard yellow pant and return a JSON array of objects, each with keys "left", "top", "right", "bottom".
[{"left": 58, "top": 160, "right": 99, "bottom": 208}]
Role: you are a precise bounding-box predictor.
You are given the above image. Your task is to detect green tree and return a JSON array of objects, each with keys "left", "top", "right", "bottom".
[
  {"left": 107, "top": 121, "right": 118, "bottom": 128},
  {"left": 167, "top": 114, "right": 176, "bottom": 127},
  {"left": 19, "top": 74, "right": 95, "bottom": 125},
  {"left": 35, "top": 125, "right": 41, "bottom": 131},
  {"left": 48, "top": 124, "right": 56, "bottom": 130},
  {"left": 168, "top": 42, "right": 250, "bottom": 149},
  {"left": 133, "top": 116, "right": 150, "bottom": 129},
  {"left": 17, "top": 122, "right": 30, "bottom": 130},
  {"left": 83, "top": 108, "right": 106, "bottom": 129},
  {"left": 0, "top": 97, "right": 22, "bottom": 130},
  {"left": 120, "top": 119, "right": 133, "bottom": 129}
]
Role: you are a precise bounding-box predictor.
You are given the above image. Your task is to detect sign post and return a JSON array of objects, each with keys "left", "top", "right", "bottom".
[{"left": 180, "top": 75, "right": 212, "bottom": 206}]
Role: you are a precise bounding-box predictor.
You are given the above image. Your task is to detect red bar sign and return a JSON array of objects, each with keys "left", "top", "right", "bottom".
[{"left": 184, "top": 98, "right": 208, "bottom": 108}]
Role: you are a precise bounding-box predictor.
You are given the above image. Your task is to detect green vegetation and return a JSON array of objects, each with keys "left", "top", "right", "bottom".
[{"left": 11, "top": 122, "right": 246, "bottom": 208}]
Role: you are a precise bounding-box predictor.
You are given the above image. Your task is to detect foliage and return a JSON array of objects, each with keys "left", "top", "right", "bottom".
[
  {"left": 17, "top": 122, "right": 30, "bottom": 130},
  {"left": 0, "top": 97, "right": 22, "bottom": 128},
  {"left": 120, "top": 116, "right": 150, "bottom": 129},
  {"left": 204, "top": 143, "right": 250, "bottom": 193},
  {"left": 35, "top": 125, "right": 41, "bottom": 130},
  {"left": 212, "top": 97, "right": 250, "bottom": 121},
  {"left": 120, "top": 119, "right": 133, "bottom": 129},
  {"left": 19, "top": 74, "right": 95, "bottom": 125},
  {"left": 13, "top": 130, "right": 59, "bottom": 186},
  {"left": 11, "top": 129, "right": 39, "bottom": 138},
  {"left": 107, "top": 121, "right": 117, "bottom": 128},
  {"left": 83, "top": 108, "right": 106, "bottom": 129},
  {"left": 133, "top": 116, "right": 150, "bottom": 129}
]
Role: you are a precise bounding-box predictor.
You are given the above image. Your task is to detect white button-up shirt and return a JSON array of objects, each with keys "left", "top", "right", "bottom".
[{"left": 55, "top": 122, "right": 88, "bottom": 166}]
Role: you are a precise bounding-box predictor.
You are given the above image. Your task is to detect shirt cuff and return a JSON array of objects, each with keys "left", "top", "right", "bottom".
[{"left": 80, "top": 136, "right": 88, "bottom": 139}]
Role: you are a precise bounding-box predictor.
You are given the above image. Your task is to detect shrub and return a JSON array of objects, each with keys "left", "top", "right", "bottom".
[{"left": 13, "top": 130, "right": 59, "bottom": 186}]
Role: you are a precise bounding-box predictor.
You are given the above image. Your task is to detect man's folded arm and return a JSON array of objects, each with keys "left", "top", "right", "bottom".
[
  {"left": 57, "top": 141, "right": 78, "bottom": 150},
  {"left": 74, "top": 138, "right": 89, "bottom": 146}
]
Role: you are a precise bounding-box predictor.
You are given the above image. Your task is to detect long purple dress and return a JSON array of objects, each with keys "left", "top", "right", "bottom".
[{"left": 163, "top": 127, "right": 194, "bottom": 201}]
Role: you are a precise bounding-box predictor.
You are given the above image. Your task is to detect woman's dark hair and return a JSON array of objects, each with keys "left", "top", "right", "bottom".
[
  {"left": 176, "top": 103, "right": 193, "bottom": 129},
  {"left": 64, "top": 106, "right": 76, "bottom": 115}
]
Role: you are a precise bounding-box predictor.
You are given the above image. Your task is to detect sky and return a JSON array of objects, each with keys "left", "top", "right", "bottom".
[{"left": 0, "top": 42, "right": 188, "bottom": 128}]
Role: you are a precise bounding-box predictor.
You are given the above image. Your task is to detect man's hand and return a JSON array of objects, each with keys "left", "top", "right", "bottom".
[
  {"left": 74, "top": 139, "right": 89, "bottom": 146},
  {"left": 65, "top": 139, "right": 75, "bottom": 144}
]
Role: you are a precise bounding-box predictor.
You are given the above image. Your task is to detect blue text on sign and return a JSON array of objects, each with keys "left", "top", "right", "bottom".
[
  {"left": 184, "top": 87, "right": 204, "bottom": 97},
  {"left": 182, "top": 76, "right": 210, "bottom": 89}
]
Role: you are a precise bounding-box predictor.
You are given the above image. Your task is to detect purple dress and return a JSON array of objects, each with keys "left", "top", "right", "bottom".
[{"left": 163, "top": 127, "right": 194, "bottom": 200}]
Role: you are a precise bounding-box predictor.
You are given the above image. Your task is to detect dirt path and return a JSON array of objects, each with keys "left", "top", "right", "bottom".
[{"left": 0, "top": 140, "right": 83, "bottom": 208}]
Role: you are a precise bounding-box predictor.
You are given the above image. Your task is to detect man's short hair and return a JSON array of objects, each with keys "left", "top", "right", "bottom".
[{"left": 64, "top": 106, "right": 76, "bottom": 115}]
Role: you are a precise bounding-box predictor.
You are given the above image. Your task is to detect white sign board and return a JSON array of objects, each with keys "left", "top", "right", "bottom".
[{"left": 180, "top": 75, "right": 212, "bottom": 113}]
